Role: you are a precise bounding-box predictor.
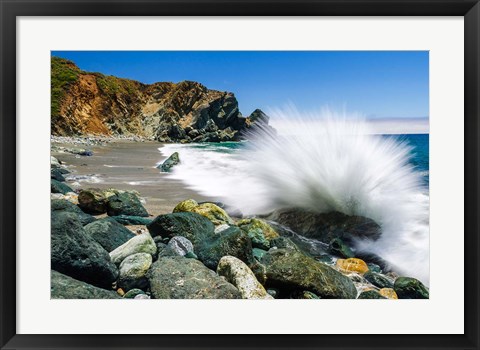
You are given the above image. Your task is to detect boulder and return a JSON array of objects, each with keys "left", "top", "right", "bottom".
[
  {"left": 51, "top": 179, "right": 73, "bottom": 195},
  {"left": 111, "top": 215, "right": 153, "bottom": 226},
  {"left": 157, "top": 152, "right": 180, "bottom": 172},
  {"left": 336, "top": 258, "right": 369, "bottom": 275},
  {"left": 267, "top": 209, "right": 381, "bottom": 243},
  {"left": 78, "top": 188, "right": 108, "bottom": 214},
  {"left": 51, "top": 192, "right": 79, "bottom": 205},
  {"left": 109, "top": 233, "right": 157, "bottom": 265},
  {"left": 167, "top": 236, "right": 194, "bottom": 257},
  {"left": 261, "top": 249, "right": 357, "bottom": 299},
  {"left": 358, "top": 290, "right": 387, "bottom": 299},
  {"left": 84, "top": 218, "right": 135, "bottom": 252},
  {"left": 51, "top": 156, "right": 61, "bottom": 167},
  {"left": 117, "top": 253, "right": 152, "bottom": 291},
  {"left": 51, "top": 199, "right": 95, "bottom": 226},
  {"left": 173, "top": 199, "right": 234, "bottom": 225},
  {"left": 363, "top": 271, "right": 394, "bottom": 289},
  {"left": 217, "top": 256, "right": 272, "bottom": 299},
  {"left": 394, "top": 277, "right": 429, "bottom": 299},
  {"left": 196, "top": 226, "right": 254, "bottom": 270},
  {"left": 106, "top": 191, "right": 148, "bottom": 217},
  {"left": 51, "top": 212, "right": 118, "bottom": 288},
  {"left": 147, "top": 212, "right": 215, "bottom": 242},
  {"left": 147, "top": 257, "right": 241, "bottom": 299},
  {"left": 51, "top": 270, "right": 121, "bottom": 299},
  {"left": 252, "top": 248, "right": 268, "bottom": 262}
]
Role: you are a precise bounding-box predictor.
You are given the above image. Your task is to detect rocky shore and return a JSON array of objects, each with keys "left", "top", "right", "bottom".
[{"left": 51, "top": 152, "right": 429, "bottom": 300}]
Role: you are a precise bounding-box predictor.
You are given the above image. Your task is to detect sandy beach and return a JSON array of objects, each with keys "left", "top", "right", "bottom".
[{"left": 51, "top": 140, "right": 215, "bottom": 216}]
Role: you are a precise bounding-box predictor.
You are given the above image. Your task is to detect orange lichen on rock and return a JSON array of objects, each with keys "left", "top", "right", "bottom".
[{"left": 336, "top": 258, "right": 369, "bottom": 275}]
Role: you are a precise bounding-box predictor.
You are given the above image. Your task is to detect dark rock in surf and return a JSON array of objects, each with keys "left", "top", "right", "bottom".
[
  {"left": 328, "top": 237, "right": 354, "bottom": 258},
  {"left": 363, "top": 271, "right": 394, "bottom": 289},
  {"left": 51, "top": 270, "right": 121, "bottom": 299},
  {"left": 147, "top": 257, "right": 241, "bottom": 299},
  {"left": 51, "top": 199, "right": 96, "bottom": 226},
  {"left": 267, "top": 208, "right": 381, "bottom": 244},
  {"left": 394, "top": 277, "right": 429, "bottom": 299},
  {"left": 51, "top": 179, "right": 73, "bottom": 195},
  {"left": 84, "top": 217, "right": 135, "bottom": 252},
  {"left": 157, "top": 152, "right": 180, "bottom": 172},
  {"left": 260, "top": 248, "right": 357, "bottom": 299},
  {"left": 51, "top": 212, "right": 118, "bottom": 288},
  {"left": 106, "top": 191, "right": 149, "bottom": 217}
]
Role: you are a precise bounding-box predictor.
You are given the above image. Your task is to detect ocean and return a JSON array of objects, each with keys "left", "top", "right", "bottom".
[{"left": 158, "top": 127, "right": 430, "bottom": 284}]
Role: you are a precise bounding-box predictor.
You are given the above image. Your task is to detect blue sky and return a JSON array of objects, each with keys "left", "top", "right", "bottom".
[{"left": 52, "top": 51, "right": 429, "bottom": 120}]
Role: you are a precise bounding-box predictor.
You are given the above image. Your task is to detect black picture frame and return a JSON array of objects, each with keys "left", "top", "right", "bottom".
[{"left": 1, "top": 1, "right": 479, "bottom": 349}]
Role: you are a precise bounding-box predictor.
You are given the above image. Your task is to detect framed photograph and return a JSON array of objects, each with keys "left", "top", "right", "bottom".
[{"left": 1, "top": 0, "right": 478, "bottom": 349}]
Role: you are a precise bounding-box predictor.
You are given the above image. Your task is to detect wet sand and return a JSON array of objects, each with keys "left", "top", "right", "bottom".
[{"left": 51, "top": 140, "right": 215, "bottom": 215}]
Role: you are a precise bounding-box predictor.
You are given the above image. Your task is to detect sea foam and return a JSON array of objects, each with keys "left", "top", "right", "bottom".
[{"left": 160, "top": 108, "right": 430, "bottom": 284}]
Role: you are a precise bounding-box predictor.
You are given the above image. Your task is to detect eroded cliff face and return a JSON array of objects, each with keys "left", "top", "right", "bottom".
[{"left": 51, "top": 57, "right": 268, "bottom": 142}]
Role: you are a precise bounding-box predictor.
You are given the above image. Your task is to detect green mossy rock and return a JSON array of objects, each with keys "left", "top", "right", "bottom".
[
  {"left": 117, "top": 252, "right": 152, "bottom": 291},
  {"left": 78, "top": 188, "right": 108, "bottom": 214},
  {"left": 51, "top": 168, "right": 66, "bottom": 182},
  {"left": 106, "top": 191, "right": 148, "bottom": 217},
  {"left": 84, "top": 218, "right": 135, "bottom": 252},
  {"left": 147, "top": 257, "right": 241, "bottom": 299},
  {"left": 237, "top": 218, "right": 279, "bottom": 240},
  {"left": 173, "top": 199, "right": 234, "bottom": 225},
  {"left": 51, "top": 179, "right": 73, "bottom": 195},
  {"left": 394, "top": 277, "right": 429, "bottom": 299},
  {"left": 51, "top": 270, "right": 121, "bottom": 299},
  {"left": 270, "top": 237, "right": 299, "bottom": 251},
  {"left": 252, "top": 248, "right": 268, "bottom": 261},
  {"left": 261, "top": 249, "right": 357, "bottom": 299},
  {"left": 196, "top": 226, "right": 254, "bottom": 270}
]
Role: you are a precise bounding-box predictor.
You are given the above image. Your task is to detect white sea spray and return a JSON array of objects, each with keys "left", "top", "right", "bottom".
[{"left": 160, "top": 108, "right": 430, "bottom": 284}]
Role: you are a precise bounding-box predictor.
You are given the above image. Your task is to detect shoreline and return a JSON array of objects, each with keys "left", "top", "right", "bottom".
[{"left": 51, "top": 137, "right": 216, "bottom": 216}]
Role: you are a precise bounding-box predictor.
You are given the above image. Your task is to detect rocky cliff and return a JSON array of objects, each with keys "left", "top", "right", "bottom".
[{"left": 51, "top": 57, "right": 271, "bottom": 142}]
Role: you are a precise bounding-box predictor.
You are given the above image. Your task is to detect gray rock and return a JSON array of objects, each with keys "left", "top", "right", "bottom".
[
  {"left": 84, "top": 218, "right": 135, "bottom": 252},
  {"left": 147, "top": 257, "right": 241, "bottom": 299},
  {"left": 51, "top": 270, "right": 121, "bottom": 299},
  {"left": 109, "top": 233, "right": 157, "bottom": 265},
  {"left": 117, "top": 253, "right": 152, "bottom": 291},
  {"left": 51, "top": 212, "right": 118, "bottom": 288},
  {"left": 167, "top": 236, "right": 194, "bottom": 256},
  {"left": 157, "top": 152, "right": 180, "bottom": 172},
  {"left": 217, "top": 256, "right": 272, "bottom": 299}
]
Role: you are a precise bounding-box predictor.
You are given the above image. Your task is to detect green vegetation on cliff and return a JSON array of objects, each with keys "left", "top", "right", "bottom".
[{"left": 51, "top": 57, "right": 80, "bottom": 118}]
